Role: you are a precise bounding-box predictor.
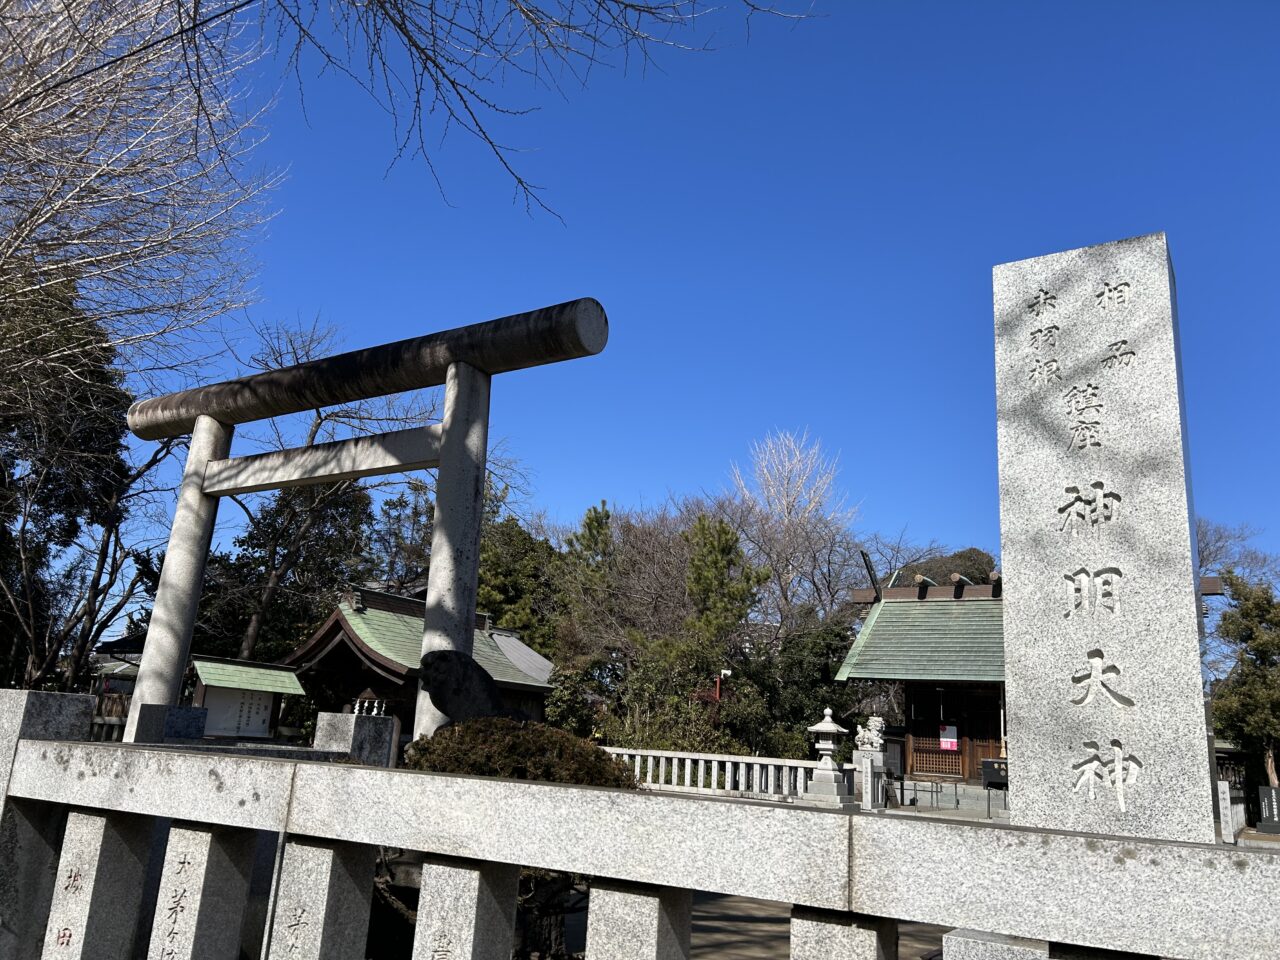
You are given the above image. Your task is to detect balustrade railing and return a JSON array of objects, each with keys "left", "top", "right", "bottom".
[
  {"left": 0, "top": 691, "right": 1273, "bottom": 960},
  {"left": 601, "top": 745, "right": 856, "bottom": 802}
]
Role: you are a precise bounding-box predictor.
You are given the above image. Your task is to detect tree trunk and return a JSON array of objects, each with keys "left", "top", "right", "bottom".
[{"left": 1267, "top": 742, "right": 1278, "bottom": 789}]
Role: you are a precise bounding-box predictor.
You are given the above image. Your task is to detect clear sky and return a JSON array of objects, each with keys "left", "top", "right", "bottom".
[{"left": 231, "top": 1, "right": 1280, "bottom": 559}]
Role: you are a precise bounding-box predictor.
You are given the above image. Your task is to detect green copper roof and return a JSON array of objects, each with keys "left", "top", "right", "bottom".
[
  {"left": 836, "top": 599, "right": 1005, "bottom": 683},
  {"left": 337, "top": 602, "right": 553, "bottom": 690},
  {"left": 192, "top": 658, "right": 305, "bottom": 695}
]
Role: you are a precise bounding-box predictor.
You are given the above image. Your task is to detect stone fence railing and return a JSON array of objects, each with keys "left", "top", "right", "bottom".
[
  {"left": 602, "top": 745, "right": 859, "bottom": 802},
  {"left": 2, "top": 691, "right": 1277, "bottom": 960}
]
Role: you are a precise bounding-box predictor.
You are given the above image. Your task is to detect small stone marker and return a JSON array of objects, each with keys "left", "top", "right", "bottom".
[
  {"left": 1215, "top": 780, "right": 1237, "bottom": 843},
  {"left": 1257, "top": 785, "right": 1280, "bottom": 834},
  {"left": 993, "top": 233, "right": 1215, "bottom": 844}
]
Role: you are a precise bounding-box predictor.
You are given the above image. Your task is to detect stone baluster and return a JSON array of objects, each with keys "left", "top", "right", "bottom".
[
  {"left": 659, "top": 756, "right": 668, "bottom": 785},
  {"left": 585, "top": 881, "right": 691, "bottom": 960},
  {"left": 40, "top": 810, "right": 152, "bottom": 958},
  {"left": 697, "top": 759, "right": 706, "bottom": 789},
  {"left": 711, "top": 760, "right": 721, "bottom": 791},
  {"left": 633, "top": 754, "right": 642, "bottom": 780},
  {"left": 0, "top": 691, "right": 94, "bottom": 960},
  {"left": 266, "top": 838, "right": 375, "bottom": 959},
  {"left": 145, "top": 822, "right": 255, "bottom": 960},
  {"left": 413, "top": 856, "right": 520, "bottom": 959},
  {"left": 790, "top": 908, "right": 897, "bottom": 960}
]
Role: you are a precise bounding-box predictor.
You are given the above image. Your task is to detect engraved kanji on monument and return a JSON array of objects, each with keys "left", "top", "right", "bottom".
[{"left": 993, "top": 233, "right": 1215, "bottom": 844}]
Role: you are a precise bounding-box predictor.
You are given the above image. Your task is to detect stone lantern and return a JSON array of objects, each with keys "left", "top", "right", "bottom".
[{"left": 806, "top": 707, "right": 853, "bottom": 807}]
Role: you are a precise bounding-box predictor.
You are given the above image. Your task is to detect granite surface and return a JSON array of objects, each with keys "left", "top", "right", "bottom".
[
  {"left": 414, "top": 856, "right": 519, "bottom": 960},
  {"left": 286, "top": 763, "right": 851, "bottom": 909},
  {"left": 144, "top": 822, "right": 254, "bottom": 960},
  {"left": 993, "top": 233, "right": 1215, "bottom": 844},
  {"left": 6, "top": 736, "right": 1280, "bottom": 958},
  {"left": 131, "top": 704, "right": 208, "bottom": 744},
  {"left": 0, "top": 692, "right": 94, "bottom": 960},
  {"left": 416, "top": 361, "right": 491, "bottom": 738},
  {"left": 125, "top": 415, "right": 232, "bottom": 742},
  {"left": 0, "top": 799, "right": 64, "bottom": 960},
  {"left": 6, "top": 741, "right": 293, "bottom": 832},
  {"left": 313, "top": 712, "right": 396, "bottom": 767},
  {"left": 943, "top": 929, "right": 1050, "bottom": 959},
  {"left": 585, "top": 881, "right": 691, "bottom": 960},
  {"left": 42, "top": 809, "right": 150, "bottom": 958},
  {"left": 266, "top": 838, "right": 375, "bottom": 959},
  {"left": 790, "top": 908, "right": 897, "bottom": 960},
  {"left": 0, "top": 691, "right": 93, "bottom": 799},
  {"left": 849, "top": 815, "right": 1280, "bottom": 959}
]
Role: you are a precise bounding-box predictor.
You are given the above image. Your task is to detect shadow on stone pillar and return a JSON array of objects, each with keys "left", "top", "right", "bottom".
[
  {"left": 585, "top": 880, "right": 691, "bottom": 960},
  {"left": 145, "top": 822, "right": 255, "bottom": 960},
  {"left": 413, "top": 856, "right": 520, "bottom": 959},
  {"left": 790, "top": 907, "right": 897, "bottom": 960},
  {"left": 41, "top": 809, "right": 152, "bottom": 958},
  {"left": 266, "top": 837, "right": 376, "bottom": 959},
  {"left": 0, "top": 690, "right": 94, "bottom": 960},
  {"left": 129, "top": 704, "right": 208, "bottom": 744}
]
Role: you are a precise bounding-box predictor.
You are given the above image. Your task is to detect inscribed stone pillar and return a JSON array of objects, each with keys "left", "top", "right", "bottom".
[
  {"left": 145, "top": 822, "right": 255, "bottom": 960},
  {"left": 266, "top": 838, "right": 375, "bottom": 959},
  {"left": 584, "top": 881, "right": 691, "bottom": 960},
  {"left": 412, "top": 857, "right": 519, "bottom": 960},
  {"left": 0, "top": 693, "right": 93, "bottom": 960},
  {"left": 126, "top": 415, "right": 233, "bottom": 742},
  {"left": 993, "top": 233, "right": 1215, "bottom": 844},
  {"left": 40, "top": 810, "right": 151, "bottom": 959},
  {"left": 790, "top": 908, "right": 897, "bottom": 960},
  {"left": 415, "top": 361, "right": 492, "bottom": 738}
]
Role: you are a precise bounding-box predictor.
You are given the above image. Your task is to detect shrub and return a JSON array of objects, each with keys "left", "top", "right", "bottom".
[{"left": 403, "top": 716, "right": 637, "bottom": 790}]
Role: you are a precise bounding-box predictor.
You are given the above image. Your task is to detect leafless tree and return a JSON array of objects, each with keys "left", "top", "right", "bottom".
[
  {"left": 0, "top": 411, "right": 180, "bottom": 690},
  {"left": 203, "top": 319, "right": 439, "bottom": 659},
  {"left": 0, "top": 0, "right": 276, "bottom": 415},
  {"left": 717, "top": 430, "right": 865, "bottom": 642},
  {"left": 264, "top": 0, "right": 803, "bottom": 211}
]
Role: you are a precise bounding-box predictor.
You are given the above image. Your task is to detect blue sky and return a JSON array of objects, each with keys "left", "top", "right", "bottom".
[{"left": 231, "top": 1, "right": 1280, "bottom": 559}]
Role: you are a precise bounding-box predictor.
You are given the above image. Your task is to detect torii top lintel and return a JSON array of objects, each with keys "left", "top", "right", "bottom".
[{"left": 127, "top": 298, "right": 609, "bottom": 440}]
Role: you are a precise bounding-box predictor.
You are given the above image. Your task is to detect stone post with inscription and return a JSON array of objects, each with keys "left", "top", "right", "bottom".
[
  {"left": 993, "top": 232, "right": 1215, "bottom": 844},
  {"left": 145, "top": 823, "right": 255, "bottom": 960}
]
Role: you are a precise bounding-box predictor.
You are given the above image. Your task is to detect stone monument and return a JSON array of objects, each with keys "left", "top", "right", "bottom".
[
  {"left": 805, "top": 708, "right": 854, "bottom": 807},
  {"left": 993, "top": 232, "right": 1215, "bottom": 844}
]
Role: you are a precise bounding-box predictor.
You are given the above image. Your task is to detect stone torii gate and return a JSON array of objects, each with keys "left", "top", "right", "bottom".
[{"left": 122, "top": 299, "right": 608, "bottom": 743}]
